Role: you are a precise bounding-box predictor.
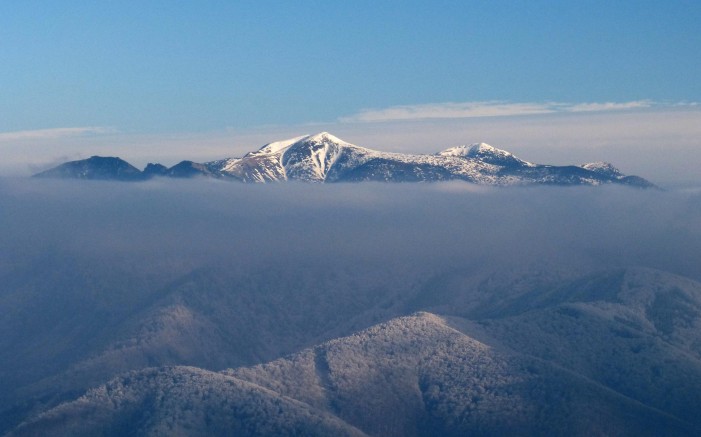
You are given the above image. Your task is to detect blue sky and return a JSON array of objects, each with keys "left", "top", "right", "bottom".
[{"left": 1, "top": 1, "right": 700, "bottom": 183}]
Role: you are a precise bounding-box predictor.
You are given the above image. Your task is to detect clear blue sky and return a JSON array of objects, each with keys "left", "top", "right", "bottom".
[{"left": 2, "top": 1, "right": 699, "bottom": 133}]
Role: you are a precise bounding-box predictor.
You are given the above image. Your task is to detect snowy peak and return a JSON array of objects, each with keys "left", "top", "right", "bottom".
[
  {"left": 211, "top": 132, "right": 369, "bottom": 182},
  {"left": 466, "top": 142, "right": 511, "bottom": 157},
  {"left": 214, "top": 135, "right": 317, "bottom": 182},
  {"left": 439, "top": 142, "right": 494, "bottom": 156},
  {"left": 281, "top": 132, "right": 353, "bottom": 182},
  {"left": 305, "top": 131, "right": 349, "bottom": 145},
  {"left": 254, "top": 132, "right": 352, "bottom": 157},
  {"left": 580, "top": 161, "right": 623, "bottom": 178},
  {"left": 253, "top": 135, "right": 311, "bottom": 156},
  {"left": 439, "top": 142, "right": 528, "bottom": 167}
]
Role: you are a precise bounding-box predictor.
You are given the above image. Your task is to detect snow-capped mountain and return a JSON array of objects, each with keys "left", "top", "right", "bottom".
[
  {"left": 34, "top": 132, "right": 655, "bottom": 187},
  {"left": 206, "top": 132, "right": 648, "bottom": 186},
  {"left": 580, "top": 161, "right": 624, "bottom": 178},
  {"left": 438, "top": 142, "right": 532, "bottom": 167}
]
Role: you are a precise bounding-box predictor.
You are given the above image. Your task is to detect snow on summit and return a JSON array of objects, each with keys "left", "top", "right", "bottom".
[
  {"left": 581, "top": 161, "right": 623, "bottom": 177},
  {"left": 254, "top": 134, "right": 311, "bottom": 156},
  {"left": 439, "top": 143, "right": 532, "bottom": 166}
]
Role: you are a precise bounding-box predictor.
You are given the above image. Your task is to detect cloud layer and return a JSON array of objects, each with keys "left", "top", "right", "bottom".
[
  {"left": 0, "top": 127, "right": 113, "bottom": 141},
  {"left": 338, "top": 100, "right": 680, "bottom": 123},
  {"left": 2, "top": 179, "right": 700, "bottom": 283}
]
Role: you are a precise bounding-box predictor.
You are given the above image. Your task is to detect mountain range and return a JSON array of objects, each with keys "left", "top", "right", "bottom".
[{"left": 34, "top": 132, "right": 654, "bottom": 187}]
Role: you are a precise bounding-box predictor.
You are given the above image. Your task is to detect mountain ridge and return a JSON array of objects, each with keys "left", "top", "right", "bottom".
[
  {"left": 4, "top": 250, "right": 701, "bottom": 435},
  {"left": 33, "top": 132, "right": 655, "bottom": 187}
]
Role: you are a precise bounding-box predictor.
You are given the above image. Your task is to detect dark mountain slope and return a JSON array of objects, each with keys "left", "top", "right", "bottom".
[{"left": 33, "top": 156, "right": 143, "bottom": 181}]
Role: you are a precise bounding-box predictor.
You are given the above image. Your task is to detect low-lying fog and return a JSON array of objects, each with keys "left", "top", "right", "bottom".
[{"left": 2, "top": 179, "right": 700, "bottom": 282}]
